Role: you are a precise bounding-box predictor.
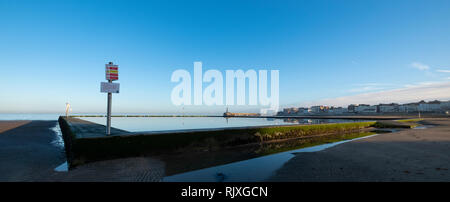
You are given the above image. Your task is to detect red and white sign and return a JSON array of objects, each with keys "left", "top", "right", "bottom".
[{"left": 105, "top": 64, "right": 119, "bottom": 81}]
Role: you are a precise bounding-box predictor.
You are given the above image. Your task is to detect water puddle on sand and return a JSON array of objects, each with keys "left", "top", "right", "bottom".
[
  {"left": 55, "top": 161, "right": 68, "bottom": 172},
  {"left": 163, "top": 134, "right": 379, "bottom": 182},
  {"left": 413, "top": 125, "right": 434, "bottom": 130},
  {"left": 51, "top": 132, "right": 381, "bottom": 177}
]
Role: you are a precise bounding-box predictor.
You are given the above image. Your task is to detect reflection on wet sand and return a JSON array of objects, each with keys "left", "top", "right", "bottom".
[
  {"left": 158, "top": 131, "right": 378, "bottom": 177},
  {"left": 163, "top": 132, "right": 381, "bottom": 182}
]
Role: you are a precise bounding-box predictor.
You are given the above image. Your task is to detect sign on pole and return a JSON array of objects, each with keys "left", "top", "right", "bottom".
[
  {"left": 101, "top": 62, "right": 120, "bottom": 135},
  {"left": 106, "top": 63, "right": 119, "bottom": 81},
  {"left": 101, "top": 82, "right": 120, "bottom": 93}
]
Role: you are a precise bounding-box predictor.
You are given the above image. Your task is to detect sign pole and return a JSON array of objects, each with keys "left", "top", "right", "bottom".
[
  {"left": 102, "top": 61, "right": 119, "bottom": 136},
  {"left": 106, "top": 80, "right": 112, "bottom": 135}
]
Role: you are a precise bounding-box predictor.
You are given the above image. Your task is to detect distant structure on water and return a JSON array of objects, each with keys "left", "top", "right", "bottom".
[
  {"left": 223, "top": 107, "right": 261, "bottom": 117},
  {"left": 65, "top": 102, "right": 72, "bottom": 118},
  {"left": 278, "top": 100, "right": 450, "bottom": 116}
]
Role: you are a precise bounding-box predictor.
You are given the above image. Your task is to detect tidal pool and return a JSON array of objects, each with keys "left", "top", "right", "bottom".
[{"left": 79, "top": 116, "right": 369, "bottom": 132}]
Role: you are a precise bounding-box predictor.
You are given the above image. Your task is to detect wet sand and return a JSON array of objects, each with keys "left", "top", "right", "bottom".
[
  {"left": 268, "top": 118, "right": 450, "bottom": 181},
  {"left": 0, "top": 120, "right": 164, "bottom": 182},
  {"left": 0, "top": 121, "right": 31, "bottom": 133},
  {"left": 46, "top": 157, "right": 165, "bottom": 182},
  {"left": 0, "top": 121, "right": 65, "bottom": 181}
]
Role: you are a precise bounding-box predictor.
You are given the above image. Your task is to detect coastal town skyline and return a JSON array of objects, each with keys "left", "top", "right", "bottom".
[{"left": 279, "top": 99, "right": 450, "bottom": 116}]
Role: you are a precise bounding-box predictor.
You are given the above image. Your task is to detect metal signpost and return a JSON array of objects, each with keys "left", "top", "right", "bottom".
[{"left": 101, "top": 62, "right": 120, "bottom": 135}]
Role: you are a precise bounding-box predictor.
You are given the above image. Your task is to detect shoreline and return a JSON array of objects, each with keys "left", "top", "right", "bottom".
[{"left": 68, "top": 114, "right": 446, "bottom": 120}]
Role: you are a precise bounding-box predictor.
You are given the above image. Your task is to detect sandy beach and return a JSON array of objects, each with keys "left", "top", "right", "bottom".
[
  {"left": 268, "top": 118, "right": 450, "bottom": 181},
  {"left": 0, "top": 120, "right": 164, "bottom": 182},
  {"left": 0, "top": 118, "right": 449, "bottom": 181},
  {"left": 0, "top": 121, "right": 65, "bottom": 181}
]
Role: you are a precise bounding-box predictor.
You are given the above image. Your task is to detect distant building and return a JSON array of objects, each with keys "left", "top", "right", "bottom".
[
  {"left": 277, "top": 99, "right": 450, "bottom": 116},
  {"left": 348, "top": 104, "right": 358, "bottom": 113},
  {"left": 442, "top": 101, "right": 450, "bottom": 115},
  {"left": 441, "top": 101, "right": 450, "bottom": 110},
  {"left": 378, "top": 103, "right": 399, "bottom": 113},
  {"left": 310, "top": 106, "right": 329, "bottom": 114},
  {"left": 419, "top": 100, "right": 442, "bottom": 112},
  {"left": 282, "top": 107, "right": 301, "bottom": 115},
  {"left": 329, "top": 107, "right": 346, "bottom": 114},
  {"left": 297, "top": 107, "right": 309, "bottom": 115},
  {"left": 355, "top": 104, "right": 377, "bottom": 113},
  {"left": 223, "top": 112, "right": 261, "bottom": 117},
  {"left": 224, "top": 108, "right": 260, "bottom": 117},
  {"left": 399, "top": 103, "right": 419, "bottom": 113},
  {"left": 309, "top": 106, "right": 320, "bottom": 113}
]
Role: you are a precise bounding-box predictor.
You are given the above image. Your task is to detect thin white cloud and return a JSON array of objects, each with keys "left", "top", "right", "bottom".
[
  {"left": 348, "top": 83, "right": 396, "bottom": 93},
  {"left": 300, "top": 81, "right": 450, "bottom": 107},
  {"left": 348, "top": 86, "right": 383, "bottom": 93},
  {"left": 411, "top": 62, "right": 430, "bottom": 71},
  {"left": 354, "top": 83, "right": 392, "bottom": 86},
  {"left": 437, "top": 69, "right": 450, "bottom": 73}
]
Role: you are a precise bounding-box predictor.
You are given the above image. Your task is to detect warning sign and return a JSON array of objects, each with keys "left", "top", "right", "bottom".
[{"left": 106, "top": 64, "right": 119, "bottom": 81}]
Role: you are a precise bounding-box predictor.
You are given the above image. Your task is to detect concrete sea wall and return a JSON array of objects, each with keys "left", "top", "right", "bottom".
[
  {"left": 59, "top": 117, "right": 411, "bottom": 169},
  {"left": 58, "top": 117, "right": 381, "bottom": 169}
]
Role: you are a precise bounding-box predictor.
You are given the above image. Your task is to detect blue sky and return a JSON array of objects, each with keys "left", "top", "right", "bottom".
[{"left": 1, "top": 0, "right": 450, "bottom": 114}]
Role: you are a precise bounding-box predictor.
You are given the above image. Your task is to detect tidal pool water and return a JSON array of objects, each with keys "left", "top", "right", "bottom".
[{"left": 79, "top": 117, "right": 369, "bottom": 132}]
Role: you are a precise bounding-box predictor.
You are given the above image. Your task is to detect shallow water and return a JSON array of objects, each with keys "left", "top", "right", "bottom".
[
  {"left": 0, "top": 113, "right": 63, "bottom": 120},
  {"left": 0, "top": 113, "right": 372, "bottom": 132},
  {"left": 55, "top": 162, "right": 68, "bottom": 172},
  {"left": 413, "top": 125, "right": 434, "bottom": 129},
  {"left": 163, "top": 134, "right": 379, "bottom": 182},
  {"left": 79, "top": 117, "right": 369, "bottom": 132}
]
